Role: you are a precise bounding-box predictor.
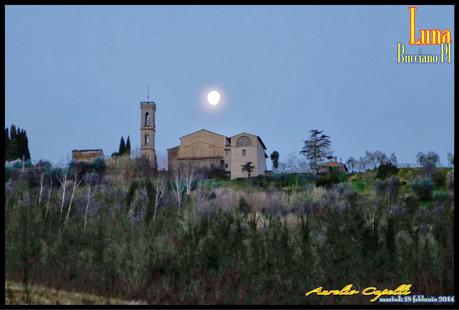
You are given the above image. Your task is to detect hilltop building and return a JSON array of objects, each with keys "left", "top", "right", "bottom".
[
  {"left": 140, "top": 100, "right": 156, "bottom": 168},
  {"left": 72, "top": 149, "right": 104, "bottom": 163},
  {"left": 318, "top": 158, "right": 348, "bottom": 174},
  {"left": 167, "top": 129, "right": 267, "bottom": 179}
]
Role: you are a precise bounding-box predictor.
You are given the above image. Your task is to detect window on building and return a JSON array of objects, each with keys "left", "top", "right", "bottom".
[
  {"left": 220, "top": 160, "right": 225, "bottom": 167},
  {"left": 145, "top": 134, "right": 150, "bottom": 145},
  {"left": 236, "top": 136, "right": 251, "bottom": 147},
  {"left": 145, "top": 112, "right": 151, "bottom": 127},
  {"left": 242, "top": 149, "right": 246, "bottom": 156},
  {"left": 225, "top": 163, "right": 228, "bottom": 168}
]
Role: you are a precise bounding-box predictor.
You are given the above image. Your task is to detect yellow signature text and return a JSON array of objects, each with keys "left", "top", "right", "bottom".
[{"left": 305, "top": 284, "right": 412, "bottom": 302}]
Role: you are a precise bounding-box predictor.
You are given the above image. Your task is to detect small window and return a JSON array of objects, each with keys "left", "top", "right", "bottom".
[
  {"left": 145, "top": 134, "right": 150, "bottom": 145},
  {"left": 242, "top": 149, "right": 246, "bottom": 156},
  {"left": 225, "top": 163, "right": 228, "bottom": 168},
  {"left": 220, "top": 160, "right": 224, "bottom": 167},
  {"left": 145, "top": 112, "right": 151, "bottom": 127}
]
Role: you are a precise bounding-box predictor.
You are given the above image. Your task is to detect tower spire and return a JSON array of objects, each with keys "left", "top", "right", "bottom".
[{"left": 147, "top": 85, "right": 150, "bottom": 101}]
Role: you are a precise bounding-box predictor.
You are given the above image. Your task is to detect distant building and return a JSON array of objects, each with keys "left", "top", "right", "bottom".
[
  {"left": 167, "top": 129, "right": 267, "bottom": 179},
  {"left": 318, "top": 158, "right": 348, "bottom": 174},
  {"left": 140, "top": 100, "right": 156, "bottom": 168},
  {"left": 72, "top": 149, "right": 104, "bottom": 163}
]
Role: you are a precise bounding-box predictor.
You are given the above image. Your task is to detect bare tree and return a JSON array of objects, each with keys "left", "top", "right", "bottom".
[
  {"left": 57, "top": 167, "right": 69, "bottom": 220},
  {"left": 171, "top": 168, "right": 185, "bottom": 215},
  {"left": 373, "top": 151, "right": 388, "bottom": 166},
  {"left": 151, "top": 172, "right": 167, "bottom": 220},
  {"left": 389, "top": 153, "right": 398, "bottom": 166},
  {"left": 346, "top": 157, "right": 357, "bottom": 173},
  {"left": 357, "top": 156, "right": 367, "bottom": 172},
  {"left": 83, "top": 174, "right": 98, "bottom": 233},
  {"left": 45, "top": 179, "right": 53, "bottom": 217},
  {"left": 364, "top": 151, "right": 378, "bottom": 170},
  {"left": 38, "top": 169, "right": 45, "bottom": 207},
  {"left": 182, "top": 163, "right": 195, "bottom": 196},
  {"left": 64, "top": 167, "right": 83, "bottom": 225},
  {"left": 417, "top": 151, "right": 440, "bottom": 177}
]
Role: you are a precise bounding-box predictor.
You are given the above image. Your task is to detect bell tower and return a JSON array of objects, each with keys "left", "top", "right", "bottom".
[{"left": 140, "top": 99, "right": 156, "bottom": 168}]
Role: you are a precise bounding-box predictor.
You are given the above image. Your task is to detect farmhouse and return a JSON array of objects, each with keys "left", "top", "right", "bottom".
[
  {"left": 168, "top": 129, "right": 267, "bottom": 179},
  {"left": 318, "top": 159, "right": 348, "bottom": 174},
  {"left": 72, "top": 149, "right": 104, "bottom": 163}
]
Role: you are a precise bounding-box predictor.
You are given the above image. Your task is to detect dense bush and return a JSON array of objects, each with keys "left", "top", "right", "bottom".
[
  {"left": 376, "top": 162, "right": 399, "bottom": 179},
  {"left": 69, "top": 158, "right": 106, "bottom": 179},
  {"left": 447, "top": 171, "right": 454, "bottom": 191},
  {"left": 207, "top": 167, "right": 228, "bottom": 179},
  {"left": 315, "top": 173, "right": 339, "bottom": 189},
  {"left": 432, "top": 169, "right": 447, "bottom": 188},
  {"left": 412, "top": 178, "right": 434, "bottom": 201}
]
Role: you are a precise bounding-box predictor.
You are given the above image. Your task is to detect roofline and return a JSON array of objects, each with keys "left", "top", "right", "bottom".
[
  {"left": 179, "top": 129, "right": 227, "bottom": 139},
  {"left": 320, "top": 161, "right": 349, "bottom": 171},
  {"left": 257, "top": 136, "right": 267, "bottom": 150},
  {"left": 230, "top": 132, "right": 256, "bottom": 138},
  {"left": 167, "top": 145, "right": 180, "bottom": 151},
  {"left": 175, "top": 156, "right": 224, "bottom": 160},
  {"left": 72, "top": 149, "right": 104, "bottom": 152}
]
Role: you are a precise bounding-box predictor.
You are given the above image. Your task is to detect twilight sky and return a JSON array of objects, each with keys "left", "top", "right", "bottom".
[{"left": 5, "top": 5, "right": 454, "bottom": 167}]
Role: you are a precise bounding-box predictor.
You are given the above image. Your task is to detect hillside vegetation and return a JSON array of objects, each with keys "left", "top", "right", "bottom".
[{"left": 5, "top": 156, "right": 454, "bottom": 304}]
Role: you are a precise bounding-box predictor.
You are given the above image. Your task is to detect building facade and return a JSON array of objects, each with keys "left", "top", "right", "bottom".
[
  {"left": 168, "top": 129, "right": 267, "bottom": 179},
  {"left": 140, "top": 101, "right": 156, "bottom": 168},
  {"left": 72, "top": 149, "right": 104, "bottom": 163}
]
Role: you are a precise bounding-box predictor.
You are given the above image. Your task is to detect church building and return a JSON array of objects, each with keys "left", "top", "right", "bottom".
[{"left": 167, "top": 129, "right": 267, "bottom": 179}]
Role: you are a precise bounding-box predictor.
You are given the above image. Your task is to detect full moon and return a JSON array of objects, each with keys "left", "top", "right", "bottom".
[{"left": 207, "top": 90, "right": 221, "bottom": 106}]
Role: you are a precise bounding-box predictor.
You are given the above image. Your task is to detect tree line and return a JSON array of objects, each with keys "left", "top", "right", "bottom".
[{"left": 5, "top": 125, "right": 31, "bottom": 161}]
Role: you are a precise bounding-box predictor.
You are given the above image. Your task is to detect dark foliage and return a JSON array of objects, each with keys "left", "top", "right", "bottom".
[
  {"left": 432, "top": 169, "right": 447, "bottom": 188},
  {"left": 315, "top": 173, "right": 339, "bottom": 189},
  {"left": 412, "top": 178, "right": 434, "bottom": 201},
  {"left": 5, "top": 125, "right": 31, "bottom": 161},
  {"left": 376, "top": 162, "right": 399, "bottom": 179}
]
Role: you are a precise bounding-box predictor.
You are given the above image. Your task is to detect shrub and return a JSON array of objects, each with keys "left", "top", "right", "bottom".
[
  {"left": 351, "top": 180, "right": 366, "bottom": 192},
  {"left": 316, "top": 174, "right": 339, "bottom": 189},
  {"left": 412, "top": 178, "right": 434, "bottom": 201},
  {"left": 238, "top": 197, "right": 250, "bottom": 214},
  {"left": 432, "top": 191, "right": 449, "bottom": 203},
  {"left": 206, "top": 167, "right": 228, "bottom": 179},
  {"left": 447, "top": 171, "right": 454, "bottom": 191},
  {"left": 402, "top": 194, "right": 419, "bottom": 215},
  {"left": 376, "top": 162, "right": 399, "bottom": 179},
  {"left": 12, "top": 160, "right": 33, "bottom": 169},
  {"left": 432, "top": 169, "right": 447, "bottom": 188},
  {"left": 92, "top": 158, "right": 107, "bottom": 175}
]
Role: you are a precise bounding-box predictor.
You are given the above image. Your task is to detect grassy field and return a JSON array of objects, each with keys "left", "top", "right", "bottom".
[{"left": 5, "top": 281, "right": 146, "bottom": 305}]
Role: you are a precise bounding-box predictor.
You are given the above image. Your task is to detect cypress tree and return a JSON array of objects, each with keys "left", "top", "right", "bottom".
[
  {"left": 125, "top": 136, "right": 131, "bottom": 156},
  {"left": 8, "top": 125, "right": 19, "bottom": 160},
  {"left": 119, "top": 137, "right": 126, "bottom": 155},
  {"left": 10, "top": 125, "right": 17, "bottom": 140},
  {"left": 22, "top": 130, "right": 31, "bottom": 160},
  {"left": 17, "top": 128, "right": 24, "bottom": 160}
]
